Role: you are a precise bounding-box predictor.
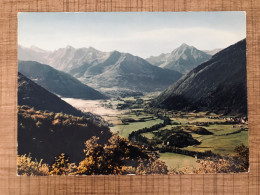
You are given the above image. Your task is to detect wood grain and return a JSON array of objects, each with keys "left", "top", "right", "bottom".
[{"left": 0, "top": 0, "right": 259, "bottom": 194}]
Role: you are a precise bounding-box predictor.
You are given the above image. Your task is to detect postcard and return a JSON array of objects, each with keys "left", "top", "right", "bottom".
[{"left": 17, "top": 12, "right": 248, "bottom": 175}]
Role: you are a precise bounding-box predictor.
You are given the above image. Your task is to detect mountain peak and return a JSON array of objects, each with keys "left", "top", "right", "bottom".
[
  {"left": 180, "top": 43, "right": 189, "bottom": 47},
  {"left": 30, "top": 45, "right": 40, "bottom": 49},
  {"left": 178, "top": 43, "right": 194, "bottom": 50},
  {"left": 65, "top": 45, "right": 75, "bottom": 49},
  {"left": 29, "top": 45, "right": 48, "bottom": 53},
  {"left": 87, "top": 46, "right": 100, "bottom": 52}
]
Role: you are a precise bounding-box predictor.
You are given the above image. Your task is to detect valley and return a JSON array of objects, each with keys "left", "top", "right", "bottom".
[{"left": 63, "top": 94, "right": 248, "bottom": 172}]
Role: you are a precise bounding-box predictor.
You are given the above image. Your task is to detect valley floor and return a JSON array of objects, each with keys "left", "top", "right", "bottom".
[{"left": 63, "top": 94, "right": 248, "bottom": 173}]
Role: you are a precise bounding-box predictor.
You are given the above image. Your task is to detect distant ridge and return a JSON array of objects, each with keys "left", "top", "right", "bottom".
[
  {"left": 18, "top": 44, "right": 109, "bottom": 73},
  {"left": 18, "top": 45, "right": 50, "bottom": 64},
  {"left": 203, "top": 48, "right": 222, "bottom": 55}
]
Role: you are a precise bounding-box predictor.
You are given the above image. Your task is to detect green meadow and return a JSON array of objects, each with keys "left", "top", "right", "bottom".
[{"left": 102, "top": 96, "right": 248, "bottom": 171}]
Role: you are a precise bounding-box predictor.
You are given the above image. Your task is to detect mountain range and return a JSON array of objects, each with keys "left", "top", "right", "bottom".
[
  {"left": 18, "top": 72, "right": 84, "bottom": 116},
  {"left": 18, "top": 61, "right": 107, "bottom": 99},
  {"left": 18, "top": 46, "right": 183, "bottom": 95},
  {"left": 146, "top": 43, "right": 212, "bottom": 74},
  {"left": 153, "top": 39, "right": 247, "bottom": 115},
  {"left": 70, "top": 51, "right": 182, "bottom": 94}
]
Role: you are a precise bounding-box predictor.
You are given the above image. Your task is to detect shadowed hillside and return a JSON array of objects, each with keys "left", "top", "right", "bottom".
[
  {"left": 153, "top": 39, "right": 247, "bottom": 115},
  {"left": 18, "top": 72, "right": 84, "bottom": 116},
  {"left": 18, "top": 61, "right": 107, "bottom": 99},
  {"left": 18, "top": 105, "right": 112, "bottom": 164}
]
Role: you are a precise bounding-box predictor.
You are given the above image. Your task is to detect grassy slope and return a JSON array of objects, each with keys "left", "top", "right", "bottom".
[
  {"left": 184, "top": 131, "right": 248, "bottom": 155},
  {"left": 159, "top": 152, "right": 200, "bottom": 171}
]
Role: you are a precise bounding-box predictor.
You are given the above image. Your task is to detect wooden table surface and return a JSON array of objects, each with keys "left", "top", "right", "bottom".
[{"left": 0, "top": 0, "right": 259, "bottom": 194}]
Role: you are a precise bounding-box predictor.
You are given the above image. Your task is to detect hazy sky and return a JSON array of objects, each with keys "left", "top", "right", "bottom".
[{"left": 18, "top": 12, "right": 246, "bottom": 58}]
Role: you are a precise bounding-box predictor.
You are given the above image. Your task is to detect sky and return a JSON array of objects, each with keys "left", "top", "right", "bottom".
[{"left": 18, "top": 12, "right": 246, "bottom": 58}]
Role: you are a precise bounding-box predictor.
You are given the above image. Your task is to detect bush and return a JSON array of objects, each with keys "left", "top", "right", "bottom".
[
  {"left": 17, "top": 154, "right": 49, "bottom": 176},
  {"left": 194, "top": 145, "right": 249, "bottom": 173},
  {"left": 136, "top": 158, "right": 168, "bottom": 175},
  {"left": 234, "top": 144, "right": 249, "bottom": 171}
]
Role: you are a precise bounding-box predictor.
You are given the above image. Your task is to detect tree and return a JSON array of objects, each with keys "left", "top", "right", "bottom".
[
  {"left": 77, "top": 136, "right": 107, "bottom": 175},
  {"left": 77, "top": 135, "right": 168, "bottom": 175},
  {"left": 77, "top": 135, "right": 142, "bottom": 175},
  {"left": 49, "top": 153, "right": 76, "bottom": 175}
]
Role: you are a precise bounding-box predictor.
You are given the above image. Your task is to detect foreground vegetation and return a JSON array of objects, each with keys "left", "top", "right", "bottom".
[
  {"left": 18, "top": 135, "right": 168, "bottom": 175},
  {"left": 18, "top": 139, "right": 248, "bottom": 175},
  {"left": 18, "top": 95, "right": 249, "bottom": 175}
]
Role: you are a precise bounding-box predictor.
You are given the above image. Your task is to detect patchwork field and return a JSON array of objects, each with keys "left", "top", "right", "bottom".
[
  {"left": 63, "top": 95, "right": 248, "bottom": 172},
  {"left": 110, "top": 118, "right": 163, "bottom": 138}
]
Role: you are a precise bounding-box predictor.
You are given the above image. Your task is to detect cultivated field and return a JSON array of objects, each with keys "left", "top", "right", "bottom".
[{"left": 64, "top": 95, "right": 248, "bottom": 172}]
